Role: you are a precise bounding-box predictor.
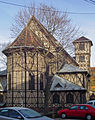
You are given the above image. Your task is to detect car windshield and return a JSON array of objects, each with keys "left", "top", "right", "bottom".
[
  {"left": 18, "top": 108, "right": 42, "bottom": 118},
  {"left": 90, "top": 105, "right": 95, "bottom": 109}
]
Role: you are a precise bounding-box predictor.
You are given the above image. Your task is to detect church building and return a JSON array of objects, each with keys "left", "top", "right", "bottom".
[{"left": 2, "top": 16, "right": 93, "bottom": 111}]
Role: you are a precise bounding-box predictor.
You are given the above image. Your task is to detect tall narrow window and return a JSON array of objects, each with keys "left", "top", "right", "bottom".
[
  {"left": 79, "top": 56, "right": 85, "bottom": 62},
  {"left": 40, "top": 73, "right": 43, "bottom": 90},
  {"left": 66, "top": 93, "right": 73, "bottom": 103},
  {"left": 29, "top": 73, "right": 35, "bottom": 90},
  {"left": 53, "top": 94, "right": 60, "bottom": 104},
  {"left": 79, "top": 43, "right": 85, "bottom": 50},
  {"left": 80, "top": 93, "right": 86, "bottom": 103},
  {"left": 9, "top": 73, "right": 11, "bottom": 90}
]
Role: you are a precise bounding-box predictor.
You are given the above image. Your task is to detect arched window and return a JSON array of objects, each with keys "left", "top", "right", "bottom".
[
  {"left": 53, "top": 93, "right": 60, "bottom": 104},
  {"left": 9, "top": 73, "right": 11, "bottom": 90},
  {"left": 40, "top": 73, "right": 43, "bottom": 90},
  {"left": 29, "top": 73, "right": 35, "bottom": 91},
  {"left": 66, "top": 93, "right": 73, "bottom": 103}
]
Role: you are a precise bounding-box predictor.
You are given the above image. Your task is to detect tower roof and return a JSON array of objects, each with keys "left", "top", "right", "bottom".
[
  {"left": 0, "top": 69, "right": 7, "bottom": 76},
  {"left": 73, "top": 36, "right": 93, "bottom": 46}
]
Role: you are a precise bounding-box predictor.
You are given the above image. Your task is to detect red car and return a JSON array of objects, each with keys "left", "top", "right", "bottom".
[{"left": 57, "top": 104, "right": 95, "bottom": 120}]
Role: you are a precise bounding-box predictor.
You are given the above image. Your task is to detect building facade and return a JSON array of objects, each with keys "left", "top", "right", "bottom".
[
  {"left": 2, "top": 16, "right": 92, "bottom": 111},
  {"left": 73, "top": 36, "right": 93, "bottom": 72},
  {"left": 90, "top": 67, "right": 95, "bottom": 92},
  {"left": 0, "top": 70, "right": 7, "bottom": 105}
]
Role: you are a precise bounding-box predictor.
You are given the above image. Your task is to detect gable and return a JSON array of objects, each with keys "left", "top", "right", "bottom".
[
  {"left": 55, "top": 83, "right": 62, "bottom": 88},
  {"left": 73, "top": 36, "right": 93, "bottom": 46},
  {"left": 50, "top": 75, "right": 86, "bottom": 91},
  {"left": 3, "top": 16, "right": 78, "bottom": 66}
]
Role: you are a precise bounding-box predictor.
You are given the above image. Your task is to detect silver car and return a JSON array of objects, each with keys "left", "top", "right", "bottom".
[{"left": 0, "top": 107, "right": 54, "bottom": 120}]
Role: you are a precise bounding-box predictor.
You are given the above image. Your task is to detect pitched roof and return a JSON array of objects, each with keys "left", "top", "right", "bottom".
[
  {"left": 57, "top": 63, "right": 88, "bottom": 74},
  {"left": 73, "top": 36, "right": 93, "bottom": 46},
  {"left": 3, "top": 28, "right": 43, "bottom": 51},
  {"left": 90, "top": 67, "right": 95, "bottom": 70},
  {"left": 50, "top": 75, "right": 86, "bottom": 91},
  {"left": 0, "top": 70, "right": 7, "bottom": 76},
  {"left": 0, "top": 79, "right": 7, "bottom": 92},
  {"left": 0, "top": 70, "right": 7, "bottom": 92},
  {"left": 3, "top": 16, "right": 78, "bottom": 65},
  {"left": 3, "top": 16, "right": 59, "bottom": 51}
]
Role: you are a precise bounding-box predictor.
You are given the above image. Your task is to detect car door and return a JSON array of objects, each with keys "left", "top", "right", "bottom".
[
  {"left": 77, "top": 105, "right": 89, "bottom": 118},
  {"left": 68, "top": 105, "right": 79, "bottom": 117}
]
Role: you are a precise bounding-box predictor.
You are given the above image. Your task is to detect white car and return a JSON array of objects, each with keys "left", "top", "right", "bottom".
[
  {"left": 0, "top": 107, "right": 54, "bottom": 120},
  {"left": 87, "top": 100, "right": 95, "bottom": 106}
]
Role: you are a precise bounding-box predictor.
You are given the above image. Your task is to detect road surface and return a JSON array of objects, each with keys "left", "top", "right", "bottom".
[{"left": 55, "top": 118, "right": 83, "bottom": 120}]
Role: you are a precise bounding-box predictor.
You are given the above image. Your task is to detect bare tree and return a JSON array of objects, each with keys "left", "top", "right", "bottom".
[{"left": 10, "top": 3, "right": 81, "bottom": 55}]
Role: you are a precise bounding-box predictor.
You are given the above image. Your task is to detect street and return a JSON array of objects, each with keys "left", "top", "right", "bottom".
[{"left": 55, "top": 118, "right": 83, "bottom": 120}]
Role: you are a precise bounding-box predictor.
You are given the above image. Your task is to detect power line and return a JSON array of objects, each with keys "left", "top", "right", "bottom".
[
  {"left": 0, "top": 0, "right": 95, "bottom": 15},
  {"left": 0, "top": 0, "right": 30, "bottom": 8}
]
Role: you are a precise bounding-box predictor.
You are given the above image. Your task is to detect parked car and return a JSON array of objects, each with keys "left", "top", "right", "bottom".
[
  {"left": 57, "top": 104, "right": 95, "bottom": 120},
  {"left": 87, "top": 100, "right": 95, "bottom": 106},
  {"left": 0, "top": 107, "right": 54, "bottom": 120}
]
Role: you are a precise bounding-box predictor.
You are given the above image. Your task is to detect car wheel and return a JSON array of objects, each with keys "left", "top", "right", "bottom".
[
  {"left": 86, "top": 114, "right": 92, "bottom": 120},
  {"left": 61, "top": 113, "right": 66, "bottom": 119}
]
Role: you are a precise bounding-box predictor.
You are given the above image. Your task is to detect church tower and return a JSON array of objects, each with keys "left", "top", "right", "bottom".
[{"left": 73, "top": 36, "right": 93, "bottom": 72}]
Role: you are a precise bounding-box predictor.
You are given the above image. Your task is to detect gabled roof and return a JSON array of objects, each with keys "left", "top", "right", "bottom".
[
  {"left": 0, "top": 79, "right": 7, "bottom": 92},
  {"left": 3, "top": 16, "right": 59, "bottom": 51},
  {"left": 0, "top": 70, "right": 7, "bottom": 92},
  {"left": 50, "top": 75, "right": 86, "bottom": 91},
  {"left": 73, "top": 36, "right": 93, "bottom": 46},
  {"left": 27, "top": 16, "right": 60, "bottom": 48},
  {"left": 3, "top": 27, "right": 44, "bottom": 52},
  {"left": 3, "top": 16, "right": 78, "bottom": 65},
  {"left": 0, "top": 80, "right": 7, "bottom": 92},
  {"left": 57, "top": 63, "right": 88, "bottom": 74},
  {"left": 0, "top": 70, "right": 7, "bottom": 76}
]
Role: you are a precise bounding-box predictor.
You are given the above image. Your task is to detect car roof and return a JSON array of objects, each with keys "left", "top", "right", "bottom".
[
  {"left": 0, "top": 107, "right": 29, "bottom": 110},
  {"left": 87, "top": 100, "right": 95, "bottom": 102},
  {"left": 72, "top": 104, "right": 88, "bottom": 105},
  {"left": 71, "top": 104, "right": 92, "bottom": 107}
]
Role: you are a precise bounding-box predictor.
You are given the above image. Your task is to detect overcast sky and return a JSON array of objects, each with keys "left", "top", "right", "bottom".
[{"left": 0, "top": 0, "right": 95, "bottom": 67}]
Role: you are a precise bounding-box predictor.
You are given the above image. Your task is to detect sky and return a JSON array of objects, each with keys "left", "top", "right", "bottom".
[{"left": 0, "top": 0, "right": 95, "bottom": 67}]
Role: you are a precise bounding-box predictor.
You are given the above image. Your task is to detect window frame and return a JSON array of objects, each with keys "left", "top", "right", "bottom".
[
  {"left": 29, "top": 73, "right": 35, "bottom": 91},
  {"left": 69, "top": 105, "right": 79, "bottom": 110},
  {"left": 8, "top": 109, "right": 23, "bottom": 119},
  {"left": 79, "top": 43, "right": 85, "bottom": 50},
  {"left": 79, "top": 55, "right": 85, "bottom": 62},
  {"left": 8, "top": 73, "right": 11, "bottom": 90},
  {"left": 40, "top": 73, "right": 43, "bottom": 90},
  {"left": 66, "top": 93, "right": 74, "bottom": 104},
  {"left": 53, "top": 93, "right": 60, "bottom": 104}
]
